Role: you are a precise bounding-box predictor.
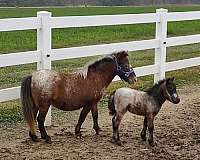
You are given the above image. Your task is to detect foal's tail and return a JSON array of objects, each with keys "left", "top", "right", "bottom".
[
  {"left": 21, "top": 75, "right": 36, "bottom": 135},
  {"left": 108, "top": 91, "right": 116, "bottom": 116}
]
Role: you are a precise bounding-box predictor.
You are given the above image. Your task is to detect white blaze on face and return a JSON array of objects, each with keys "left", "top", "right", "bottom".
[{"left": 32, "top": 70, "right": 58, "bottom": 96}]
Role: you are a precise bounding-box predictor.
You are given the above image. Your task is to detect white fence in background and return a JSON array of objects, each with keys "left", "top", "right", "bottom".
[{"left": 0, "top": 9, "right": 200, "bottom": 126}]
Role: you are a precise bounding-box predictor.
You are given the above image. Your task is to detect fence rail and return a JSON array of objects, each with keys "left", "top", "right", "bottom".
[{"left": 0, "top": 9, "right": 200, "bottom": 126}]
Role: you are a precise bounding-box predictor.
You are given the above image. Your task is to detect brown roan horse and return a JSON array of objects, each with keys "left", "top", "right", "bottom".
[{"left": 21, "top": 51, "right": 137, "bottom": 143}]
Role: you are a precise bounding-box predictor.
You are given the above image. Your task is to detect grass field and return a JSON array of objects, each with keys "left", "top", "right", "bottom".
[{"left": 0, "top": 6, "right": 200, "bottom": 123}]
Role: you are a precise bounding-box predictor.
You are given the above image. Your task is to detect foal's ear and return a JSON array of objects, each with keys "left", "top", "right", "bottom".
[
  {"left": 166, "top": 77, "right": 175, "bottom": 84},
  {"left": 166, "top": 78, "right": 171, "bottom": 84}
]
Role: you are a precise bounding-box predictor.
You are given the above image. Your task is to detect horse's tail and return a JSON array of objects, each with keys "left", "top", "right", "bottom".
[
  {"left": 108, "top": 91, "right": 116, "bottom": 116},
  {"left": 21, "top": 75, "right": 36, "bottom": 135}
]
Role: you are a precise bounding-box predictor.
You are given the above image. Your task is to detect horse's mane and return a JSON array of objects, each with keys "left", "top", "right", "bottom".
[
  {"left": 88, "top": 55, "right": 113, "bottom": 69},
  {"left": 76, "top": 52, "right": 117, "bottom": 79},
  {"left": 146, "top": 79, "right": 166, "bottom": 95}
]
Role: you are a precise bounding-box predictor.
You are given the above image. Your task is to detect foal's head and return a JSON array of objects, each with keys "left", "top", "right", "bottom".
[
  {"left": 162, "top": 77, "right": 180, "bottom": 104},
  {"left": 113, "top": 51, "right": 137, "bottom": 84}
]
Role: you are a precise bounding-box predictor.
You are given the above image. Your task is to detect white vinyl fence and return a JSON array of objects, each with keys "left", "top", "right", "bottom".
[{"left": 0, "top": 9, "right": 200, "bottom": 126}]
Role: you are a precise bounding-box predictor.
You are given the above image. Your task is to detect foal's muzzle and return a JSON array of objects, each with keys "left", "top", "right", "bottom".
[
  {"left": 172, "top": 96, "right": 180, "bottom": 104},
  {"left": 170, "top": 93, "right": 180, "bottom": 104}
]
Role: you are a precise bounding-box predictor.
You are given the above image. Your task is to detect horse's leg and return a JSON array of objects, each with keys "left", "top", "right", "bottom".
[
  {"left": 91, "top": 103, "right": 101, "bottom": 135},
  {"left": 29, "top": 105, "right": 39, "bottom": 142},
  {"left": 75, "top": 106, "right": 91, "bottom": 137},
  {"left": 112, "top": 113, "right": 123, "bottom": 146},
  {"left": 37, "top": 106, "right": 51, "bottom": 143},
  {"left": 140, "top": 116, "right": 147, "bottom": 141},
  {"left": 147, "top": 114, "right": 155, "bottom": 146}
]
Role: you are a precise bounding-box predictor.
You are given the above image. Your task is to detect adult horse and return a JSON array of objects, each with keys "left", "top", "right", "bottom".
[{"left": 21, "top": 50, "right": 137, "bottom": 143}]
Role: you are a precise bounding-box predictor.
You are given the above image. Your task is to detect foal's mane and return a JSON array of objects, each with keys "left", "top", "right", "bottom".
[{"left": 146, "top": 79, "right": 166, "bottom": 95}]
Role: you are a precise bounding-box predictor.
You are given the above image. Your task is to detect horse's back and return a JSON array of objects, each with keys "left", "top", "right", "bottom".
[{"left": 31, "top": 69, "right": 61, "bottom": 102}]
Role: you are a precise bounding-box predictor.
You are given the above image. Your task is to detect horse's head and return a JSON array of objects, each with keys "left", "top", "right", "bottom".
[
  {"left": 162, "top": 77, "right": 180, "bottom": 104},
  {"left": 113, "top": 51, "right": 137, "bottom": 84}
]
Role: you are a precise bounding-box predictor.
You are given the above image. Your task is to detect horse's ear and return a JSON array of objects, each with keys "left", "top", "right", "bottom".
[
  {"left": 116, "top": 50, "right": 128, "bottom": 60},
  {"left": 122, "top": 50, "right": 128, "bottom": 57}
]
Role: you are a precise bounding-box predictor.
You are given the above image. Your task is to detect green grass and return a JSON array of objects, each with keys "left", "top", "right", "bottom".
[{"left": 0, "top": 6, "right": 200, "bottom": 123}]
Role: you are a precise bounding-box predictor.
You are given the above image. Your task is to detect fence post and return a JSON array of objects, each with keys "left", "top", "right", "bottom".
[
  {"left": 37, "top": 11, "right": 52, "bottom": 126},
  {"left": 154, "top": 8, "right": 168, "bottom": 83}
]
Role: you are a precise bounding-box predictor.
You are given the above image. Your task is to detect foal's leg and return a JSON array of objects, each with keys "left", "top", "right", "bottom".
[
  {"left": 140, "top": 116, "right": 147, "bottom": 141},
  {"left": 91, "top": 103, "right": 101, "bottom": 135},
  {"left": 112, "top": 113, "right": 124, "bottom": 146},
  {"left": 75, "top": 106, "right": 91, "bottom": 137},
  {"left": 37, "top": 107, "right": 51, "bottom": 143},
  {"left": 147, "top": 115, "right": 155, "bottom": 146}
]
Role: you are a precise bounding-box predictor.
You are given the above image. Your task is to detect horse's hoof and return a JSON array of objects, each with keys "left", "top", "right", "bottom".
[
  {"left": 111, "top": 138, "right": 123, "bottom": 146},
  {"left": 45, "top": 136, "right": 52, "bottom": 144},
  {"left": 31, "top": 136, "right": 40, "bottom": 142},
  {"left": 45, "top": 138, "right": 52, "bottom": 144},
  {"left": 29, "top": 132, "right": 39, "bottom": 142}
]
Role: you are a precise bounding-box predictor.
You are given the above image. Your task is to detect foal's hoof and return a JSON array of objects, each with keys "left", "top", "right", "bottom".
[
  {"left": 141, "top": 136, "right": 146, "bottom": 141},
  {"left": 75, "top": 131, "right": 82, "bottom": 139},
  {"left": 148, "top": 140, "right": 156, "bottom": 147}
]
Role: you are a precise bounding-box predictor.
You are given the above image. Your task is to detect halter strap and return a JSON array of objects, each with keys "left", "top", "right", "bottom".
[
  {"left": 109, "top": 55, "right": 135, "bottom": 79},
  {"left": 162, "top": 82, "right": 173, "bottom": 102}
]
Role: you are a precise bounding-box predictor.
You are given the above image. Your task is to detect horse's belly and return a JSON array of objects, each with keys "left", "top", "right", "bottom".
[{"left": 52, "top": 100, "right": 84, "bottom": 111}]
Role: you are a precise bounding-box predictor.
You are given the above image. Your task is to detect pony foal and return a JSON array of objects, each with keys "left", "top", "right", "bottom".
[{"left": 108, "top": 77, "right": 180, "bottom": 146}]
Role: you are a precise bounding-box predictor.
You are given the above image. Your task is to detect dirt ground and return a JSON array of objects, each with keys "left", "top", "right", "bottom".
[{"left": 0, "top": 85, "right": 200, "bottom": 160}]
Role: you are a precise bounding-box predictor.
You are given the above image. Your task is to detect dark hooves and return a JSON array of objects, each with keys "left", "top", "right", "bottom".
[
  {"left": 31, "top": 135, "right": 40, "bottom": 142},
  {"left": 111, "top": 138, "right": 123, "bottom": 146},
  {"left": 44, "top": 135, "right": 52, "bottom": 144},
  {"left": 141, "top": 134, "right": 146, "bottom": 141},
  {"left": 141, "top": 136, "right": 146, "bottom": 141},
  {"left": 29, "top": 132, "right": 40, "bottom": 142},
  {"left": 41, "top": 134, "right": 52, "bottom": 144},
  {"left": 148, "top": 141, "right": 157, "bottom": 147},
  {"left": 94, "top": 127, "right": 102, "bottom": 135},
  {"left": 75, "top": 131, "right": 82, "bottom": 139}
]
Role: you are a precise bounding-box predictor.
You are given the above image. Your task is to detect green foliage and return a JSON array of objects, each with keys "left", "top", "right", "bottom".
[{"left": 0, "top": 101, "right": 22, "bottom": 124}]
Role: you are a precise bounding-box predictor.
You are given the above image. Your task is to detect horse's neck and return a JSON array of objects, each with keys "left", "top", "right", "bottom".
[
  {"left": 88, "top": 63, "right": 116, "bottom": 88},
  {"left": 151, "top": 86, "right": 166, "bottom": 107}
]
